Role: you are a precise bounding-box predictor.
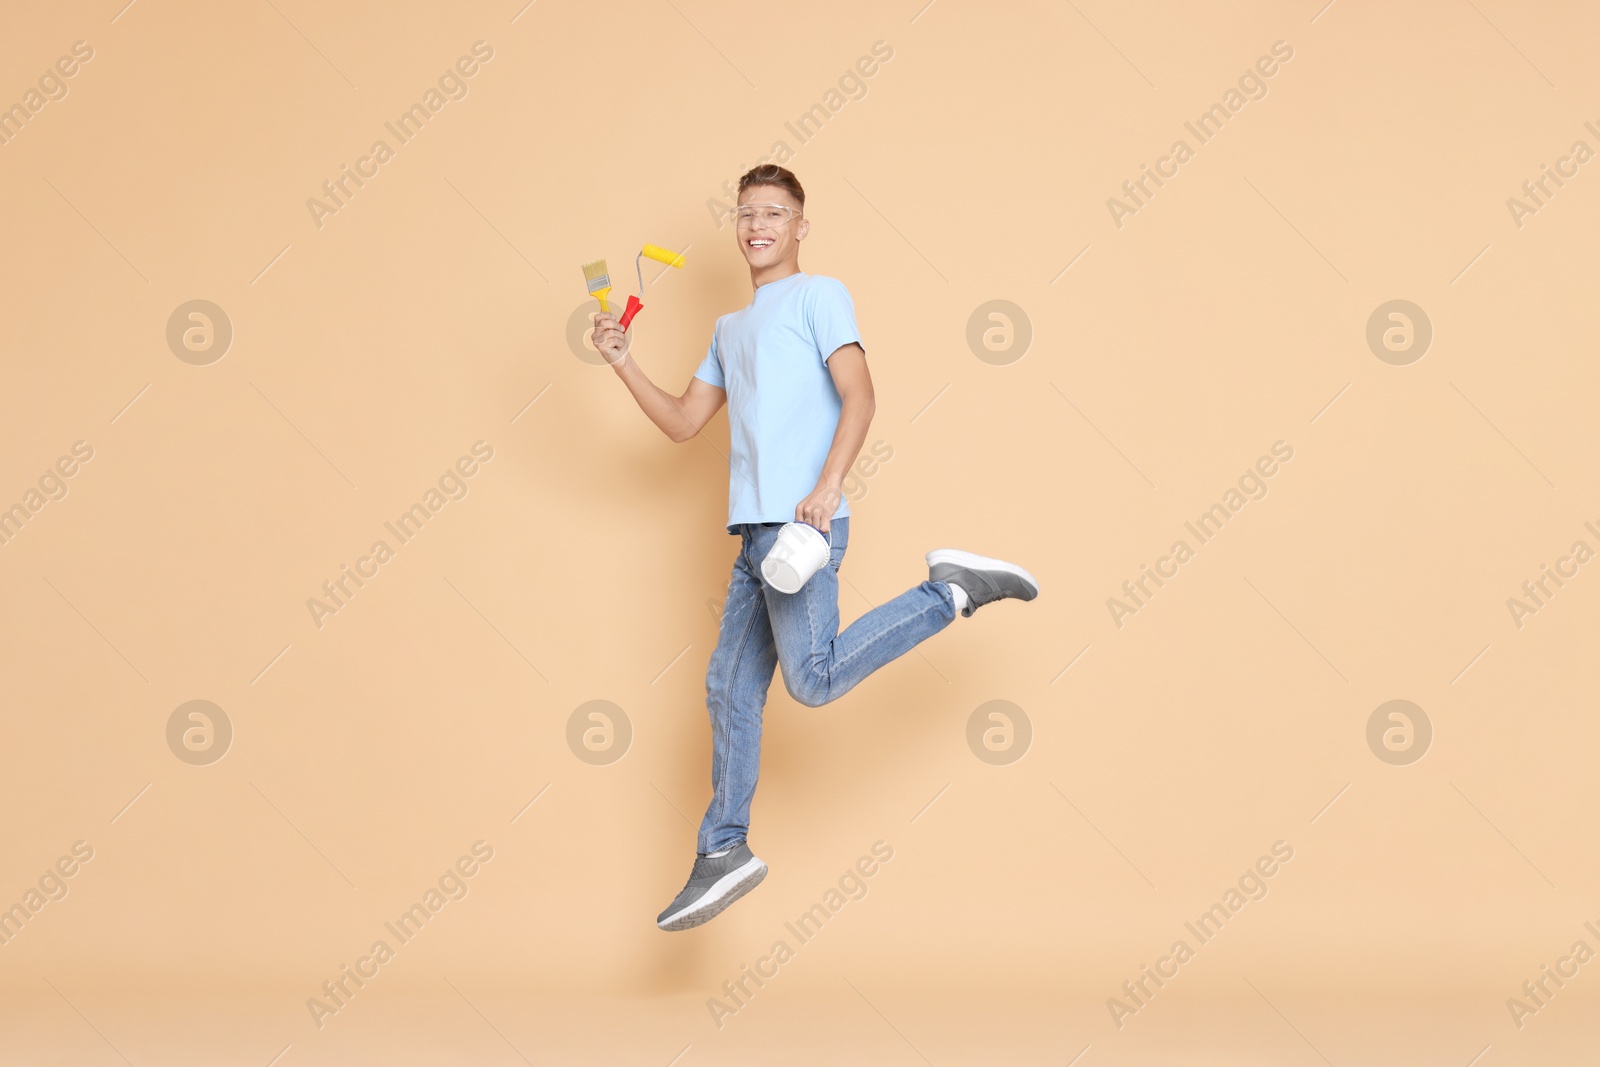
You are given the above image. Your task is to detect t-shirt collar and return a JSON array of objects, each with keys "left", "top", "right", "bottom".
[{"left": 752, "top": 270, "right": 807, "bottom": 302}]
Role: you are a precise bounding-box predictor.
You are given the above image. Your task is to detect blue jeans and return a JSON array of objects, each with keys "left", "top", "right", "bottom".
[{"left": 697, "top": 517, "right": 957, "bottom": 854}]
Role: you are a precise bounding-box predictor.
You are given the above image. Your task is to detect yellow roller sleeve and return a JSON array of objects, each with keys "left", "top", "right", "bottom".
[{"left": 640, "top": 244, "right": 686, "bottom": 269}]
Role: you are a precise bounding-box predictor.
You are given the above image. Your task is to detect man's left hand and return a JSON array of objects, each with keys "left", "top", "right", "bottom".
[{"left": 795, "top": 484, "right": 843, "bottom": 533}]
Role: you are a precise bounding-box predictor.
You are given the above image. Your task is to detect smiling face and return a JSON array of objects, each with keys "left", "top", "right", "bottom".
[{"left": 735, "top": 184, "right": 808, "bottom": 278}]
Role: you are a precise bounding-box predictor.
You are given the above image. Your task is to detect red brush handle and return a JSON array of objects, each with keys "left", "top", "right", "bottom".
[{"left": 619, "top": 295, "right": 644, "bottom": 329}]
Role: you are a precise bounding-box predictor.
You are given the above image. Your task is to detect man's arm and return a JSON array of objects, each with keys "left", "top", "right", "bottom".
[
  {"left": 592, "top": 310, "right": 725, "bottom": 443},
  {"left": 795, "top": 342, "right": 874, "bottom": 532}
]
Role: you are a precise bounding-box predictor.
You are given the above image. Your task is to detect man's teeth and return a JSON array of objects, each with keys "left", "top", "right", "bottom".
[{"left": 748, "top": 239, "right": 773, "bottom": 248}]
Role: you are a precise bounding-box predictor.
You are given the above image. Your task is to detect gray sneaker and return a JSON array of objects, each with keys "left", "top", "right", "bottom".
[
  {"left": 927, "top": 549, "right": 1040, "bottom": 617},
  {"left": 656, "top": 842, "right": 768, "bottom": 932}
]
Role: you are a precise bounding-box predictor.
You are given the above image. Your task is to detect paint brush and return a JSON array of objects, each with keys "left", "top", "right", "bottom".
[{"left": 580, "top": 259, "right": 612, "bottom": 312}]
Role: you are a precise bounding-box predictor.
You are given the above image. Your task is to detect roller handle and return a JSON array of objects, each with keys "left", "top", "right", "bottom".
[
  {"left": 640, "top": 244, "right": 686, "bottom": 269},
  {"left": 619, "top": 294, "right": 644, "bottom": 329}
]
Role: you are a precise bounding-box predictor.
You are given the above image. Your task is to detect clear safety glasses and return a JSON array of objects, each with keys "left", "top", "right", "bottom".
[{"left": 729, "top": 203, "right": 803, "bottom": 228}]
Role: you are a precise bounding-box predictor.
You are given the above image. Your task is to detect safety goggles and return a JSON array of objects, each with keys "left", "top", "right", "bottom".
[{"left": 729, "top": 202, "right": 803, "bottom": 228}]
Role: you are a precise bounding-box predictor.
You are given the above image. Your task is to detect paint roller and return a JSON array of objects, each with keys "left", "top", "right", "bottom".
[{"left": 619, "top": 244, "right": 686, "bottom": 329}]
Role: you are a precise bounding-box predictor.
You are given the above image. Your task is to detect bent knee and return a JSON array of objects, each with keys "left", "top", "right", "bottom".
[
  {"left": 783, "top": 670, "right": 831, "bottom": 708},
  {"left": 791, "top": 686, "right": 830, "bottom": 709}
]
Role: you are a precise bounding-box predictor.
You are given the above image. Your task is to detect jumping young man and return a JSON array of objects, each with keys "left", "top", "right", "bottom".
[{"left": 589, "top": 165, "right": 1040, "bottom": 932}]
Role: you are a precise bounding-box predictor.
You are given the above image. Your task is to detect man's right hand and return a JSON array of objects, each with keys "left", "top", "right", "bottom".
[{"left": 591, "top": 311, "right": 629, "bottom": 368}]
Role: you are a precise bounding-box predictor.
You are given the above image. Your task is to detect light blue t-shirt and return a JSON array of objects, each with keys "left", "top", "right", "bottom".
[{"left": 693, "top": 271, "right": 862, "bottom": 531}]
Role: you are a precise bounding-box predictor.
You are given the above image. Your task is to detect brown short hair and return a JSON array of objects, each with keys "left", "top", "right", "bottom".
[{"left": 738, "top": 164, "right": 804, "bottom": 210}]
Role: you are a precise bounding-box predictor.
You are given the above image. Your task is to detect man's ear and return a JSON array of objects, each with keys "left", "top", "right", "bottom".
[{"left": 796, "top": 217, "right": 810, "bottom": 241}]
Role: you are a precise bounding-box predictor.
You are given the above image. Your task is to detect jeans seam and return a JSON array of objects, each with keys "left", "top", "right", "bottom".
[
  {"left": 707, "top": 547, "right": 763, "bottom": 848},
  {"left": 830, "top": 589, "right": 950, "bottom": 677},
  {"left": 799, "top": 563, "right": 831, "bottom": 705}
]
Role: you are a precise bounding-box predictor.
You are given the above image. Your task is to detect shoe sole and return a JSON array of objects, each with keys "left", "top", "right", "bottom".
[
  {"left": 656, "top": 856, "right": 769, "bottom": 932},
  {"left": 925, "top": 549, "right": 1040, "bottom": 597}
]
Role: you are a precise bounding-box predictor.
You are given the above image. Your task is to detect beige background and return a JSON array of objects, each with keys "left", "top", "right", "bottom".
[{"left": 1, "top": 0, "right": 1597, "bottom": 1063}]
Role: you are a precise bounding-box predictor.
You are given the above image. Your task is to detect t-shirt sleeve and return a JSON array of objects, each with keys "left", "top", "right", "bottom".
[
  {"left": 693, "top": 324, "right": 725, "bottom": 388},
  {"left": 807, "top": 278, "right": 863, "bottom": 364}
]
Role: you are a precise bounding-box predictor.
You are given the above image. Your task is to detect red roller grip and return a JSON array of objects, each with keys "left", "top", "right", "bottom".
[{"left": 619, "top": 295, "right": 644, "bottom": 329}]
